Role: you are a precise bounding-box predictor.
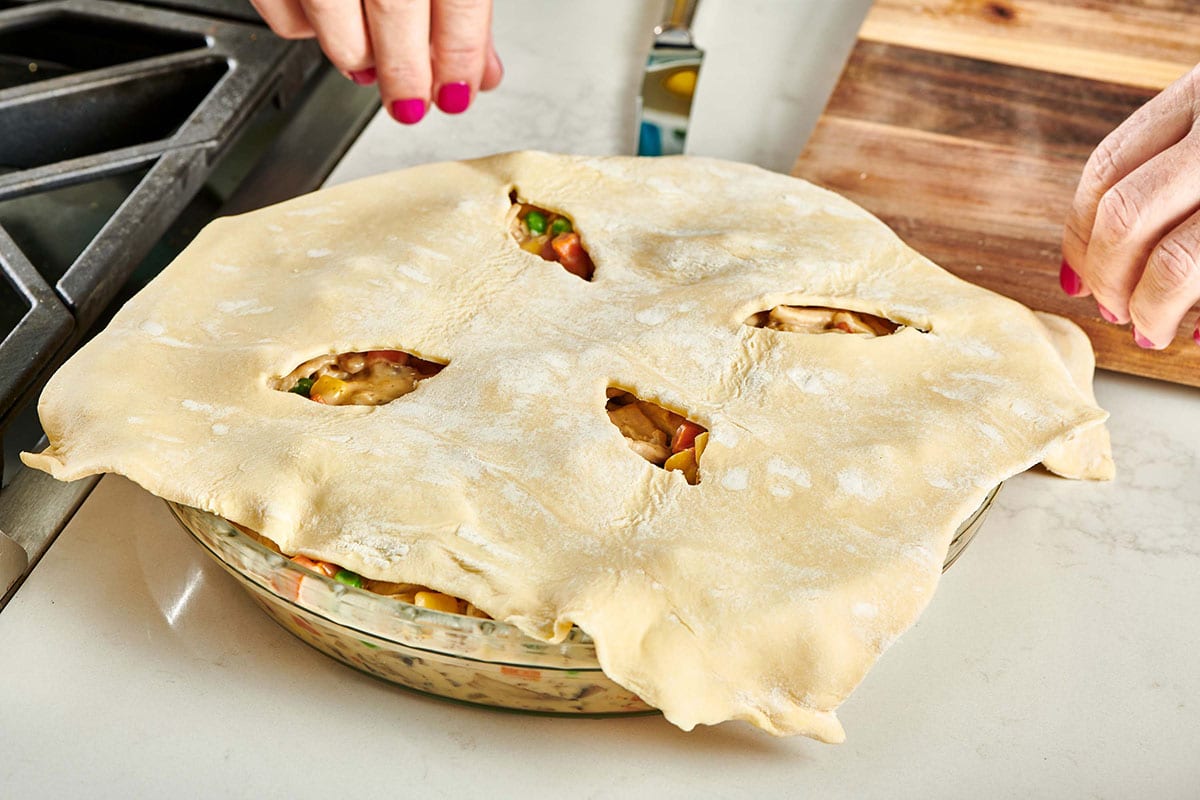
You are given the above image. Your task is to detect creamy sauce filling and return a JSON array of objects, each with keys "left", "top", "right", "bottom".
[
  {"left": 746, "top": 305, "right": 900, "bottom": 336},
  {"left": 277, "top": 350, "right": 444, "bottom": 406}
]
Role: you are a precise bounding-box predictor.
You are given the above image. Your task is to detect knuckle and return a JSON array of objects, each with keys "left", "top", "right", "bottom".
[
  {"left": 433, "top": 40, "right": 485, "bottom": 63},
  {"left": 377, "top": 61, "right": 430, "bottom": 90},
  {"left": 1094, "top": 184, "right": 1145, "bottom": 243},
  {"left": 1184, "top": 64, "right": 1200, "bottom": 105},
  {"left": 1083, "top": 136, "right": 1125, "bottom": 190},
  {"left": 1062, "top": 211, "right": 1091, "bottom": 252},
  {"left": 1149, "top": 238, "right": 1200, "bottom": 291}
]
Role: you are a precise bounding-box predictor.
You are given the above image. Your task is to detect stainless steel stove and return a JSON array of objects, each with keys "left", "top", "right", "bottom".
[{"left": 0, "top": 0, "right": 379, "bottom": 605}]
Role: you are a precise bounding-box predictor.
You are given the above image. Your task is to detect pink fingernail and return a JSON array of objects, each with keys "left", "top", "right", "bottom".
[
  {"left": 349, "top": 68, "right": 376, "bottom": 85},
  {"left": 1097, "top": 303, "right": 1119, "bottom": 324},
  {"left": 389, "top": 98, "right": 427, "bottom": 125},
  {"left": 1059, "top": 259, "right": 1083, "bottom": 296},
  {"left": 1193, "top": 327, "right": 1199, "bottom": 346},
  {"left": 1132, "top": 328, "right": 1157, "bottom": 349},
  {"left": 436, "top": 82, "right": 471, "bottom": 114}
]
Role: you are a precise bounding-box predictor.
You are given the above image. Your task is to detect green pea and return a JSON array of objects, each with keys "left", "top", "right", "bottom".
[
  {"left": 290, "top": 377, "right": 314, "bottom": 397},
  {"left": 335, "top": 569, "right": 363, "bottom": 588},
  {"left": 525, "top": 210, "right": 547, "bottom": 235},
  {"left": 550, "top": 217, "right": 573, "bottom": 235}
]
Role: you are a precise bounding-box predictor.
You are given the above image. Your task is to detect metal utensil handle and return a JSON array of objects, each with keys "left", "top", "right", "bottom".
[{"left": 657, "top": 0, "right": 700, "bottom": 35}]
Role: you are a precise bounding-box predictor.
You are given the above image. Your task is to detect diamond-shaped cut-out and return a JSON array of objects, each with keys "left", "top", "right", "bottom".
[
  {"left": 605, "top": 387, "right": 706, "bottom": 484},
  {"left": 508, "top": 193, "right": 594, "bottom": 280},
  {"left": 745, "top": 304, "right": 902, "bottom": 335},
  {"left": 277, "top": 349, "right": 445, "bottom": 406}
]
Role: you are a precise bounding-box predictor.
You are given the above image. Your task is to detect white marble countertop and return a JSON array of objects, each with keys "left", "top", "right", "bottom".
[{"left": 3, "top": 2, "right": 1198, "bottom": 796}]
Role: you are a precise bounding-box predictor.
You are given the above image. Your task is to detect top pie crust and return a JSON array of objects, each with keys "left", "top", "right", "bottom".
[{"left": 23, "top": 151, "right": 1111, "bottom": 742}]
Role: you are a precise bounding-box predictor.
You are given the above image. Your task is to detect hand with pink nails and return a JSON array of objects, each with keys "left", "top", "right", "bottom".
[
  {"left": 1062, "top": 62, "right": 1200, "bottom": 351},
  {"left": 250, "top": 0, "right": 503, "bottom": 125}
]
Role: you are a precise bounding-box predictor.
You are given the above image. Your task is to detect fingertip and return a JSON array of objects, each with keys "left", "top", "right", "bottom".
[
  {"left": 428, "top": 0, "right": 490, "bottom": 112},
  {"left": 389, "top": 97, "right": 428, "bottom": 125},
  {"left": 435, "top": 82, "right": 472, "bottom": 114},
  {"left": 1132, "top": 327, "right": 1163, "bottom": 350},
  {"left": 1059, "top": 259, "right": 1089, "bottom": 297},
  {"left": 364, "top": 0, "right": 433, "bottom": 125}
]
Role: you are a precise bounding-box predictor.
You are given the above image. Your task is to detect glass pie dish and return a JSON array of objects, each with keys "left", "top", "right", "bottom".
[{"left": 166, "top": 483, "right": 1000, "bottom": 715}]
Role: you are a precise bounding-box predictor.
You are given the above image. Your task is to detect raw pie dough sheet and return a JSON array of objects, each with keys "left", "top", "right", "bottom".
[{"left": 25, "top": 152, "right": 1112, "bottom": 742}]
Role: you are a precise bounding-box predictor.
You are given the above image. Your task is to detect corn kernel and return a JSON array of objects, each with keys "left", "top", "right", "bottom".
[
  {"left": 309, "top": 374, "right": 350, "bottom": 404},
  {"left": 664, "top": 448, "right": 699, "bottom": 485},
  {"left": 414, "top": 591, "right": 460, "bottom": 614},
  {"left": 521, "top": 236, "right": 547, "bottom": 254}
]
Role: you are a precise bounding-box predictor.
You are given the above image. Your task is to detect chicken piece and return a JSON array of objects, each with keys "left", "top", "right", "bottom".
[
  {"left": 608, "top": 403, "right": 669, "bottom": 447},
  {"left": 625, "top": 438, "right": 672, "bottom": 465}
]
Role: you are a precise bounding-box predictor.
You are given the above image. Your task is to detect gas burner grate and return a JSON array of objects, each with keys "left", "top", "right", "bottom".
[{"left": 0, "top": 0, "right": 322, "bottom": 435}]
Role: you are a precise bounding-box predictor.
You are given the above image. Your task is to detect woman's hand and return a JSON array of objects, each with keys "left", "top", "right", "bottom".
[
  {"left": 1062, "top": 63, "right": 1200, "bottom": 349},
  {"left": 250, "top": 0, "right": 503, "bottom": 125}
]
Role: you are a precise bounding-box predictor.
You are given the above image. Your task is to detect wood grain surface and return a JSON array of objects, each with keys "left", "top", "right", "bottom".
[{"left": 793, "top": 0, "right": 1200, "bottom": 386}]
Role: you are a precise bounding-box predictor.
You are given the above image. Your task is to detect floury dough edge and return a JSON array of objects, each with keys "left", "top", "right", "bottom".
[{"left": 23, "top": 151, "right": 1112, "bottom": 742}]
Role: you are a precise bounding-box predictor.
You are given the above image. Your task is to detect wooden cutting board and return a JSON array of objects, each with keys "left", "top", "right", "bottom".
[{"left": 793, "top": 0, "right": 1200, "bottom": 387}]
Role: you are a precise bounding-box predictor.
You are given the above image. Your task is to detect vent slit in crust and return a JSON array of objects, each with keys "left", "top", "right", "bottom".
[
  {"left": 605, "top": 387, "right": 707, "bottom": 485},
  {"left": 508, "top": 190, "right": 594, "bottom": 281},
  {"left": 276, "top": 350, "right": 446, "bottom": 406},
  {"left": 744, "top": 305, "right": 904, "bottom": 336}
]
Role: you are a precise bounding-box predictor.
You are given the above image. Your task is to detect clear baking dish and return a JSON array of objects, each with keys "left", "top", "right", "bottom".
[{"left": 166, "top": 483, "right": 1000, "bottom": 715}]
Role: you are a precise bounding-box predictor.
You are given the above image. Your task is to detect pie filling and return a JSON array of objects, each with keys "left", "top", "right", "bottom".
[
  {"left": 278, "top": 350, "right": 445, "bottom": 405},
  {"left": 508, "top": 193, "right": 595, "bottom": 280},
  {"left": 746, "top": 305, "right": 901, "bottom": 336},
  {"left": 267, "top": 349, "right": 485, "bottom": 612},
  {"left": 606, "top": 388, "right": 707, "bottom": 485},
  {"left": 233, "top": 523, "right": 492, "bottom": 618},
  {"left": 263, "top": 359, "right": 707, "bottom": 611}
]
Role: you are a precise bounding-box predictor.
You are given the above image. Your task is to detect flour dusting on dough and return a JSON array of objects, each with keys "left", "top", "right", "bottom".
[
  {"left": 767, "top": 457, "right": 812, "bottom": 488},
  {"left": 836, "top": 468, "right": 883, "bottom": 501},
  {"left": 217, "top": 299, "right": 273, "bottom": 316},
  {"left": 721, "top": 467, "right": 749, "bottom": 491},
  {"left": 21, "top": 151, "right": 1112, "bottom": 745},
  {"left": 787, "top": 365, "right": 841, "bottom": 395},
  {"left": 635, "top": 307, "right": 671, "bottom": 326}
]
